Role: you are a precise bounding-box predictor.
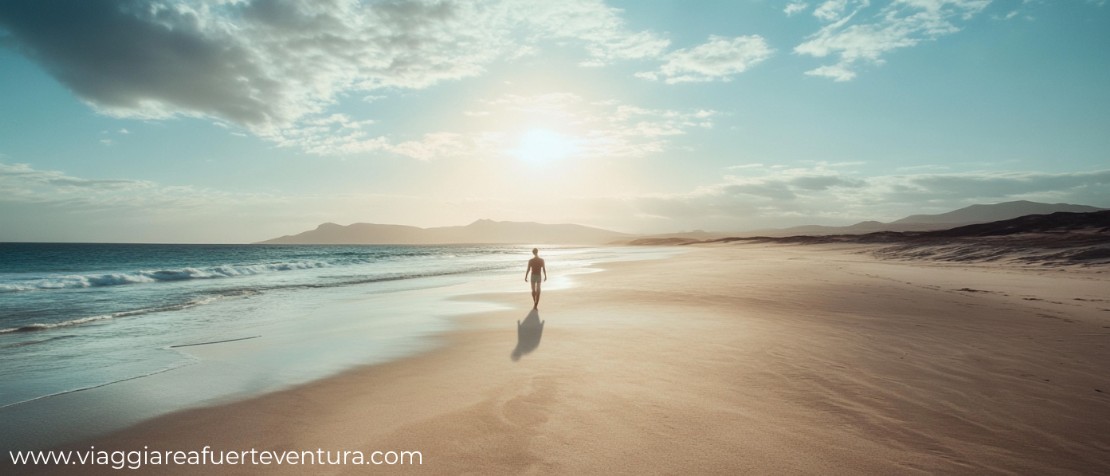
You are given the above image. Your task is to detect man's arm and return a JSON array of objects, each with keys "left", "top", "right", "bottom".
[{"left": 543, "top": 261, "right": 547, "bottom": 281}]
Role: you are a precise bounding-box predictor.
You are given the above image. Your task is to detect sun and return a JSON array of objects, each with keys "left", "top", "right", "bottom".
[{"left": 511, "top": 128, "right": 581, "bottom": 165}]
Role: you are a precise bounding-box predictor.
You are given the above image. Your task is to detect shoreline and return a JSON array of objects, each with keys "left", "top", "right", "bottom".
[
  {"left": 14, "top": 243, "right": 1110, "bottom": 474},
  {"left": 0, "top": 246, "right": 672, "bottom": 454}
]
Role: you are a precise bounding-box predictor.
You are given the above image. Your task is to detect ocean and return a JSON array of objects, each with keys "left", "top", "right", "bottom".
[{"left": 0, "top": 242, "right": 670, "bottom": 449}]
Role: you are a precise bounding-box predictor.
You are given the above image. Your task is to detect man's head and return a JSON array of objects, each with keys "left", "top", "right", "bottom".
[{"left": 532, "top": 248, "right": 539, "bottom": 256}]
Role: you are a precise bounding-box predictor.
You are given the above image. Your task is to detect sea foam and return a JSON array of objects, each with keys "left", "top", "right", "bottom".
[{"left": 0, "top": 261, "right": 330, "bottom": 292}]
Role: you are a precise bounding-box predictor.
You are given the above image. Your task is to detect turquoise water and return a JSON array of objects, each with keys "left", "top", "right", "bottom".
[
  {"left": 0, "top": 243, "right": 676, "bottom": 450},
  {"left": 0, "top": 243, "right": 671, "bottom": 415},
  {"left": 1, "top": 243, "right": 524, "bottom": 333},
  {"left": 0, "top": 244, "right": 523, "bottom": 407}
]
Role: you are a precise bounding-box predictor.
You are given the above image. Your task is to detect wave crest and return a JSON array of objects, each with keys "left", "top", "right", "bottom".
[
  {"left": 0, "top": 294, "right": 231, "bottom": 334},
  {"left": 0, "top": 261, "right": 329, "bottom": 292}
]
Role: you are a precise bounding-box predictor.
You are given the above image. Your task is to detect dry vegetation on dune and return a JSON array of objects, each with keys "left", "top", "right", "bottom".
[{"left": 706, "top": 210, "right": 1110, "bottom": 267}]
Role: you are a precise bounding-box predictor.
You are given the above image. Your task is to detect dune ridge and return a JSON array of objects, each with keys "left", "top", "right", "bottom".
[{"left": 704, "top": 210, "right": 1110, "bottom": 266}]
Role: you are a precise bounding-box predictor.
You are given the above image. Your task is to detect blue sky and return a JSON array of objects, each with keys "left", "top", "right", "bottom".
[{"left": 1, "top": 0, "right": 1108, "bottom": 242}]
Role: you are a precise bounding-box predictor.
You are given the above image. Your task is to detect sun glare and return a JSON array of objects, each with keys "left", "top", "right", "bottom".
[{"left": 511, "top": 128, "right": 580, "bottom": 165}]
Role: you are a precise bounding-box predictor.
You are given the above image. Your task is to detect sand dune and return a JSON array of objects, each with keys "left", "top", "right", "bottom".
[
  {"left": 712, "top": 210, "right": 1110, "bottom": 267},
  {"left": 26, "top": 244, "right": 1110, "bottom": 475}
]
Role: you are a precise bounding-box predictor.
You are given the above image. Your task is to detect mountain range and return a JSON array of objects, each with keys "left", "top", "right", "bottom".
[
  {"left": 722, "top": 200, "right": 1105, "bottom": 238},
  {"left": 259, "top": 219, "right": 629, "bottom": 245},
  {"left": 711, "top": 209, "right": 1110, "bottom": 266},
  {"left": 259, "top": 200, "right": 1105, "bottom": 245}
]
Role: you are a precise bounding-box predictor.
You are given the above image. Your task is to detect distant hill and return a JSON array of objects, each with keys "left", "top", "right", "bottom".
[
  {"left": 624, "top": 229, "right": 731, "bottom": 245},
  {"left": 926, "top": 209, "right": 1110, "bottom": 237},
  {"left": 261, "top": 201, "right": 1105, "bottom": 246},
  {"left": 711, "top": 210, "right": 1110, "bottom": 266},
  {"left": 754, "top": 220, "right": 945, "bottom": 237},
  {"left": 258, "top": 219, "right": 629, "bottom": 245},
  {"left": 736, "top": 200, "right": 1105, "bottom": 237},
  {"left": 893, "top": 200, "right": 1104, "bottom": 225}
]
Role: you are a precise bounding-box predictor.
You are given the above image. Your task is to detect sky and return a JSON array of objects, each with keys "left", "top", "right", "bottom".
[{"left": 1, "top": 0, "right": 1108, "bottom": 243}]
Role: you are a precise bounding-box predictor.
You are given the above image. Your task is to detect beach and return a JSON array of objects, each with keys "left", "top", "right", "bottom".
[
  {"left": 17, "top": 243, "right": 1110, "bottom": 474},
  {"left": 4, "top": 0, "right": 1109, "bottom": 474}
]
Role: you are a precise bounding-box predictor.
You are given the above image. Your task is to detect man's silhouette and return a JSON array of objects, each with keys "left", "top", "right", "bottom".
[{"left": 524, "top": 248, "right": 547, "bottom": 309}]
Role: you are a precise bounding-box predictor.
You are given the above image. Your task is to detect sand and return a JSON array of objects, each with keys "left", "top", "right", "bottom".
[{"left": 20, "top": 244, "right": 1110, "bottom": 475}]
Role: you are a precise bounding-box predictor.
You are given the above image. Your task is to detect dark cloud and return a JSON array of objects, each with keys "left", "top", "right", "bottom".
[
  {"left": 0, "top": 0, "right": 671, "bottom": 141},
  {"left": 0, "top": 0, "right": 492, "bottom": 129},
  {"left": 713, "top": 173, "right": 864, "bottom": 201},
  {"left": 0, "top": 0, "right": 281, "bottom": 126}
]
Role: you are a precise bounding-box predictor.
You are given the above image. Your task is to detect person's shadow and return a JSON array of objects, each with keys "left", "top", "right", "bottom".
[{"left": 511, "top": 309, "right": 544, "bottom": 361}]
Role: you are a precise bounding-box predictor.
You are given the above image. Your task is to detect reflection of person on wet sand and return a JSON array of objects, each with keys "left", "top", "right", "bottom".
[{"left": 524, "top": 248, "right": 547, "bottom": 309}]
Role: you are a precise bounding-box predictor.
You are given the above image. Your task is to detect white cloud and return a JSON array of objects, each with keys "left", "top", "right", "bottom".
[
  {"left": 3, "top": 161, "right": 1108, "bottom": 239},
  {"left": 0, "top": 0, "right": 670, "bottom": 152},
  {"left": 264, "top": 113, "right": 382, "bottom": 156},
  {"left": 388, "top": 132, "right": 483, "bottom": 161},
  {"left": 796, "top": 0, "right": 990, "bottom": 81},
  {"left": 0, "top": 161, "right": 483, "bottom": 242},
  {"left": 482, "top": 93, "right": 718, "bottom": 159},
  {"left": 785, "top": 2, "right": 810, "bottom": 16},
  {"left": 638, "top": 35, "right": 774, "bottom": 84},
  {"left": 813, "top": 0, "right": 869, "bottom": 22},
  {"left": 994, "top": 0, "right": 1103, "bottom": 21},
  {"left": 0, "top": 161, "right": 271, "bottom": 212},
  {"left": 804, "top": 64, "right": 857, "bottom": 81},
  {"left": 281, "top": 92, "right": 718, "bottom": 160}
]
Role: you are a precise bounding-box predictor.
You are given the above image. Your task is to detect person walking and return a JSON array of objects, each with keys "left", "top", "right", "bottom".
[{"left": 524, "top": 248, "right": 547, "bottom": 309}]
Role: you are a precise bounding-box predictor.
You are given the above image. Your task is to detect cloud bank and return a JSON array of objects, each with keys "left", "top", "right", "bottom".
[
  {"left": 0, "top": 0, "right": 1027, "bottom": 161},
  {"left": 614, "top": 167, "right": 1110, "bottom": 230},
  {"left": 7, "top": 160, "right": 1105, "bottom": 239},
  {"left": 0, "top": 0, "right": 670, "bottom": 141},
  {"left": 277, "top": 91, "right": 717, "bottom": 159}
]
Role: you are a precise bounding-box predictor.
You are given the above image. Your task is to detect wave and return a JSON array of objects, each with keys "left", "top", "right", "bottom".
[
  {"left": 0, "top": 283, "right": 35, "bottom": 292},
  {"left": 0, "top": 261, "right": 330, "bottom": 293},
  {"left": 0, "top": 314, "right": 118, "bottom": 334},
  {"left": 0, "top": 261, "right": 516, "bottom": 335},
  {"left": 317, "top": 262, "right": 518, "bottom": 288},
  {"left": 0, "top": 332, "right": 77, "bottom": 348},
  {"left": 0, "top": 294, "right": 234, "bottom": 335}
]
